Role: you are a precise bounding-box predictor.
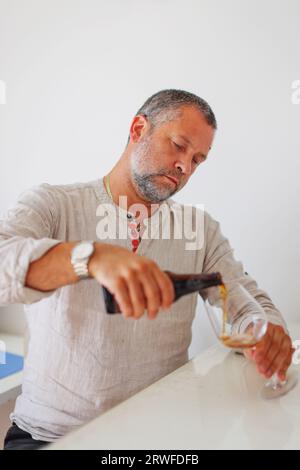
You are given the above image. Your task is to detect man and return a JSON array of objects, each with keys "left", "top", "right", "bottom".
[{"left": 0, "top": 89, "right": 293, "bottom": 449}]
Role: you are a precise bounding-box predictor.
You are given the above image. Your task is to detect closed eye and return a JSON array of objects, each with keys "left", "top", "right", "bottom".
[
  {"left": 193, "top": 157, "right": 203, "bottom": 165},
  {"left": 173, "top": 140, "right": 206, "bottom": 165},
  {"left": 173, "top": 141, "right": 185, "bottom": 151},
  {"left": 193, "top": 154, "right": 207, "bottom": 165}
]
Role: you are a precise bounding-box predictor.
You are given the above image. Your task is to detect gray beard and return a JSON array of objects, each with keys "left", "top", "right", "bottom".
[
  {"left": 131, "top": 171, "right": 178, "bottom": 203},
  {"left": 130, "top": 133, "right": 179, "bottom": 203}
]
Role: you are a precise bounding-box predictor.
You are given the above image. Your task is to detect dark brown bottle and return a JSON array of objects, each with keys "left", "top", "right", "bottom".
[{"left": 102, "top": 271, "right": 223, "bottom": 314}]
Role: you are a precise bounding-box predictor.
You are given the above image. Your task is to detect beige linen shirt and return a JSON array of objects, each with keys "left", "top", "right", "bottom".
[{"left": 0, "top": 177, "right": 285, "bottom": 441}]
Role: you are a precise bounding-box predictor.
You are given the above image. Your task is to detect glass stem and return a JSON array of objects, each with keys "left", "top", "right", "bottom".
[{"left": 269, "top": 373, "right": 287, "bottom": 390}]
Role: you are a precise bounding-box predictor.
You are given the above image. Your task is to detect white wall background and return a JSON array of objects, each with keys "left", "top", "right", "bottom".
[{"left": 0, "top": 0, "right": 299, "bottom": 357}]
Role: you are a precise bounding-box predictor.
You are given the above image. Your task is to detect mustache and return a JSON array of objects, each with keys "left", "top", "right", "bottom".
[
  {"left": 148, "top": 171, "right": 182, "bottom": 182},
  {"left": 158, "top": 172, "right": 181, "bottom": 186}
]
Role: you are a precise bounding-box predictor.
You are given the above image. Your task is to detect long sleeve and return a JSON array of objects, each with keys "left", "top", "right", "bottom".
[
  {"left": 201, "top": 210, "right": 287, "bottom": 332},
  {"left": 0, "top": 184, "right": 62, "bottom": 305}
]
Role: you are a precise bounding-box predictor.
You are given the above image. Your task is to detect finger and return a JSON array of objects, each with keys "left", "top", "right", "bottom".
[
  {"left": 151, "top": 265, "right": 175, "bottom": 310},
  {"left": 255, "top": 325, "right": 275, "bottom": 374},
  {"left": 277, "top": 355, "right": 293, "bottom": 382},
  {"left": 243, "top": 350, "right": 253, "bottom": 362},
  {"left": 139, "top": 271, "right": 161, "bottom": 319},
  {"left": 260, "top": 327, "right": 284, "bottom": 376},
  {"left": 253, "top": 326, "right": 273, "bottom": 365},
  {"left": 265, "top": 335, "right": 289, "bottom": 378},
  {"left": 275, "top": 343, "right": 294, "bottom": 380},
  {"left": 126, "top": 275, "right": 147, "bottom": 319},
  {"left": 244, "top": 347, "right": 256, "bottom": 361},
  {"left": 113, "top": 278, "right": 134, "bottom": 318}
]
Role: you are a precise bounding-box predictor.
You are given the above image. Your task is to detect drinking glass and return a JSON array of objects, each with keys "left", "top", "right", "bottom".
[{"left": 203, "top": 281, "right": 298, "bottom": 399}]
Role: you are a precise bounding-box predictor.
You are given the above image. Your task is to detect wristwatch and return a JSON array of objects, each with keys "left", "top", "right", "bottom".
[{"left": 70, "top": 240, "right": 95, "bottom": 280}]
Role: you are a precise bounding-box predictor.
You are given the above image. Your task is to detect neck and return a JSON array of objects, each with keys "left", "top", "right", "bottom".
[{"left": 105, "top": 154, "right": 160, "bottom": 218}]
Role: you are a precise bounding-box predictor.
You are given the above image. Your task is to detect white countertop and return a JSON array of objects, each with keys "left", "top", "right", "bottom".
[
  {"left": 49, "top": 324, "right": 300, "bottom": 450},
  {"left": 0, "top": 333, "right": 24, "bottom": 406}
]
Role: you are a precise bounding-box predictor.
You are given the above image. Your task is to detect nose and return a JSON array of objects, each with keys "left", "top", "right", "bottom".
[{"left": 174, "top": 157, "right": 192, "bottom": 176}]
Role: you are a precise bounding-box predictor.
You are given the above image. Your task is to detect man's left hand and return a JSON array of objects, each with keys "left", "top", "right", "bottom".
[{"left": 244, "top": 323, "right": 294, "bottom": 381}]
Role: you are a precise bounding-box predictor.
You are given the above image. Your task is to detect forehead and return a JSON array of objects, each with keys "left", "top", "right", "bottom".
[
  {"left": 169, "top": 106, "right": 210, "bottom": 130},
  {"left": 161, "top": 106, "right": 215, "bottom": 147}
]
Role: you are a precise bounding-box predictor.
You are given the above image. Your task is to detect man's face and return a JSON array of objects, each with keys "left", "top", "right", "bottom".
[{"left": 129, "top": 105, "right": 215, "bottom": 203}]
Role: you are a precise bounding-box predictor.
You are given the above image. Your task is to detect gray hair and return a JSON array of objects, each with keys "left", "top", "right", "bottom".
[{"left": 126, "top": 89, "right": 217, "bottom": 145}]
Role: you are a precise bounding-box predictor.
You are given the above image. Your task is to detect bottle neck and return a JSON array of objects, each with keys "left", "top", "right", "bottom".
[{"left": 168, "top": 272, "right": 223, "bottom": 300}]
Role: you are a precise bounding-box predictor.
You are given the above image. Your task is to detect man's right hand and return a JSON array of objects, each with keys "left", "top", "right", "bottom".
[{"left": 88, "top": 243, "right": 175, "bottom": 320}]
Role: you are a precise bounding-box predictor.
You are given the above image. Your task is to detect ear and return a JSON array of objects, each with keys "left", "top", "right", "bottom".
[{"left": 129, "top": 114, "right": 149, "bottom": 144}]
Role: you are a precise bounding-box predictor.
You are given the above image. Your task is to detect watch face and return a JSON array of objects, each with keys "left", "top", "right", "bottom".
[{"left": 73, "top": 242, "right": 94, "bottom": 260}]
